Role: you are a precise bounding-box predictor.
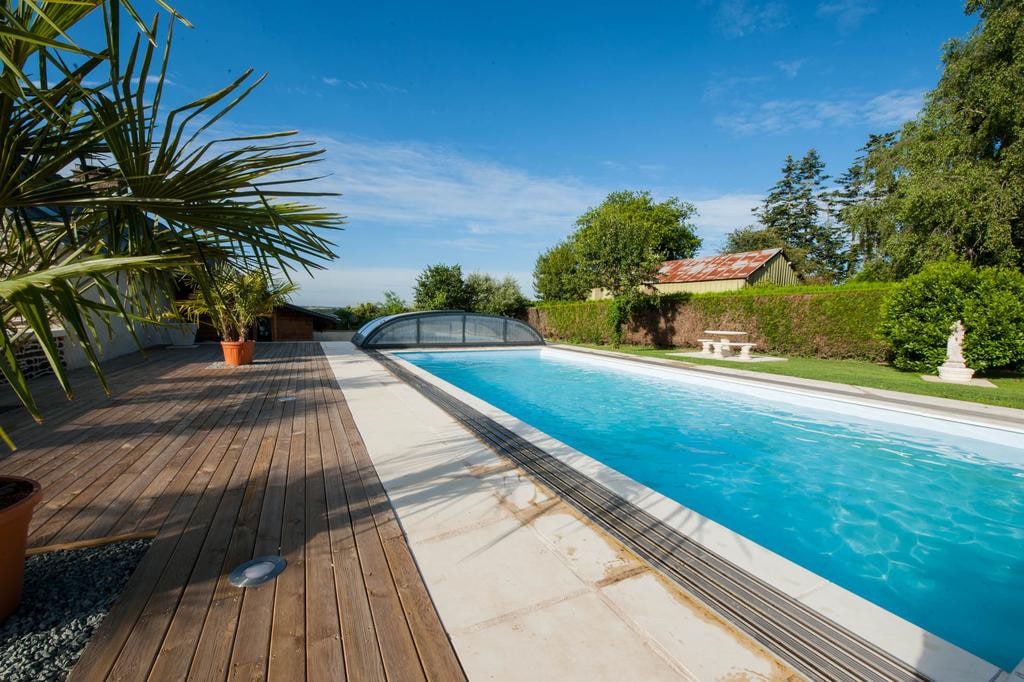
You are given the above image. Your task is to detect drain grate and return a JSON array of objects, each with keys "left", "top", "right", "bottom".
[{"left": 368, "top": 350, "right": 930, "bottom": 682}]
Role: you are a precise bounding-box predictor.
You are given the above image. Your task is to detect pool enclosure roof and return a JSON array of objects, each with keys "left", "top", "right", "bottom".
[{"left": 352, "top": 311, "right": 544, "bottom": 348}]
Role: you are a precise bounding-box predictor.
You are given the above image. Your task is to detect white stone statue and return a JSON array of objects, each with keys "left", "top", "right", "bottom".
[
  {"left": 937, "top": 319, "right": 975, "bottom": 383},
  {"left": 945, "top": 320, "right": 966, "bottom": 364}
]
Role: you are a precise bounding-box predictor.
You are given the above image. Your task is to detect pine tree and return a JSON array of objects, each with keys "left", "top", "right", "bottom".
[
  {"left": 754, "top": 149, "right": 848, "bottom": 282},
  {"left": 754, "top": 154, "right": 802, "bottom": 244},
  {"left": 830, "top": 133, "right": 898, "bottom": 278}
]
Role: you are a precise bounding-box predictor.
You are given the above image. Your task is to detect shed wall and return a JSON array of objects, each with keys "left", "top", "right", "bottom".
[{"left": 748, "top": 253, "right": 801, "bottom": 287}]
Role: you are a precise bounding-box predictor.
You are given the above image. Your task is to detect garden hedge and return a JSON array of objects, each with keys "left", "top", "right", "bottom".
[{"left": 528, "top": 283, "right": 895, "bottom": 361}]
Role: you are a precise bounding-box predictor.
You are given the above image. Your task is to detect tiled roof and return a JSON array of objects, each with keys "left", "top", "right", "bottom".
[{"left": 656, "top": 248, "right": 783, "bottom": 284}]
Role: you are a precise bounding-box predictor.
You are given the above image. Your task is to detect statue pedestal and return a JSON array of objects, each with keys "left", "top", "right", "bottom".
[
  {"left": 921, "top": 368, "right": 996, "bottom": 388},
  {"left": 937, "top": 361, "right": 975, "bottom": 383}
]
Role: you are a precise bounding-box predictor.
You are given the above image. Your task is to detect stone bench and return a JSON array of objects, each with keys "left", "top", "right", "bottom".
[{"left": 698, "top": 339, "right": 756, "bottom": 359}]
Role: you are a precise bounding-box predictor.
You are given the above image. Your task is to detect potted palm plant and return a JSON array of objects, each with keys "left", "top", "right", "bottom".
[{"left": 180, "top": 268, "right": 297, "bottom": 366}]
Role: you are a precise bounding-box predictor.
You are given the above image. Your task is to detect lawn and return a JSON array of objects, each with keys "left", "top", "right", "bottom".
[{"left": 565, "top": 343, "right": 1024, "bottom": 412}]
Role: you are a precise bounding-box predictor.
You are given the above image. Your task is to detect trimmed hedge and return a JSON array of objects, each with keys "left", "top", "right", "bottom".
[{"left": 529, "top": 284, "right": 895, "bottom": 361}]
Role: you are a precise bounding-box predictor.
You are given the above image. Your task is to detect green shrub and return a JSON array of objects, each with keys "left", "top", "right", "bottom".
[
  {"left": 880, "top": 261, "right": 1024, "bottom": 372},
  {"left": 964, "top": 268, "right": 1024, "bottom": 371}
]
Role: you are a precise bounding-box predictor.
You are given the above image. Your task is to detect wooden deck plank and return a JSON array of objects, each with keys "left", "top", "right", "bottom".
[
  {"left": 33, "top": 362, "right": 244, "bottom": 546},
  {"left": 227, "top": 353, "right": 299, "bottom": 682},
  {"left": 0, "top": 347, "right": 199, "bottom": 453},
  {"left": 303, "top": 361, "right": 345, "bottom": 682},
  {"left": 4, "top": 343, "right": 463, "bottom": 682},
  {"left": 17, "top": 353, "right": 228, "bottom": 535},
  {"left": 3, "top": 356, "right": 206, "bottom": 493},
  {"left": 184, "top": 417, "right": 281, "bottom": 682},
  {"left": 267, "top": 358, "right": 309, "bottom": 680},
  {"left": 314, "top": 361, "right": 386, "bottom": 682}
]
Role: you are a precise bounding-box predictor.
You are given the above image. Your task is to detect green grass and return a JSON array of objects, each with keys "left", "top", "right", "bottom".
[{"left": 565, "top": 343, "right": 1024, "bottom": 411}]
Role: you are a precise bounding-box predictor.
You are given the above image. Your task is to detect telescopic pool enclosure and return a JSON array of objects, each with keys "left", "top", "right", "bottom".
[{"left": 352, "top": 311, "right": 545, "bottom": 348}]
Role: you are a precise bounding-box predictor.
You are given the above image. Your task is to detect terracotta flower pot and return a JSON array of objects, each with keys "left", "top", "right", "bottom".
[
  {"left": 221, "top": 340, "right": 250, "bottom": 366},
  {"left": 242, "top": 340, "right": 256, "bottom": 364},
  {"left": 0, "top": 476, "right": 42, "bottom": 623}
]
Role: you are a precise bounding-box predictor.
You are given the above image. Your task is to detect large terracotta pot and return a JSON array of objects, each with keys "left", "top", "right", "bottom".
[
  {"left": 221, "top": 341, "right": 250, "bottom": 366},
  {"left": 242, "top": 340, "right": 255, "bottom": 364},
  {"left": 0, "top": 476, "right": 42, "bottom": 622}
]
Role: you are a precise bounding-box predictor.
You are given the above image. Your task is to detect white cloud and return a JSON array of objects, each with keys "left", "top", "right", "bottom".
[
  {"left": 306, "top": 134, "right": 604, "bottom": 238},
  {"left": 817, "top": 1, "right": 877, "bottom": 29},
  {"left": 703, "top": 74, "right": 772, "bottom": 102},
  {"left": 862, "top": 89, "right": 924, "bottom": 126},
  {"left": 692, "top": 194, "right": 762, "bottom": 252},
  {"left": 321, "top": 77, "right": 408, "bottom": 94},
  {"left": 714, "top": 88, "right": 923, "bottom": 135},
  {"left": 713, "top": 0, "right": 789, "bottom": 37},
  {"left": 774, "top": 59, "right": 806, "bottom": 78}
]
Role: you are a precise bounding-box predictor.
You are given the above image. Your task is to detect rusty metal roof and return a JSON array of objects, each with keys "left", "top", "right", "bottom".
[{"left": 656, "top": 248, "right": 783, "bottom": 283}]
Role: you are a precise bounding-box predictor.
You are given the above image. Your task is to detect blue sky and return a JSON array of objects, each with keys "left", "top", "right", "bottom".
[{"left": 145, "top": 1, "right": 974, "bottom": 305}]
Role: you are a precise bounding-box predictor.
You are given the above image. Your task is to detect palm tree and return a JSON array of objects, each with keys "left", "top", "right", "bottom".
[
  {"left": 0, "top": 1, "right": 344, "bottom": 448},
  {"left": 179, "top": 267, "right": 298, "bottom": 344}
]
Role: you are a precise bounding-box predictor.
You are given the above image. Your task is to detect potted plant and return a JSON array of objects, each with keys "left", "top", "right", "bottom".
[
  {"left": 0, "top": 476, "right": 41, "bottom": 622},
  {"left": 181, "top": 268, "right": 297, "bottom": 366}
]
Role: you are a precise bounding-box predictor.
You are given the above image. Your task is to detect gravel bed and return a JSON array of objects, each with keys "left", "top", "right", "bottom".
[{"left": 0, "top": 538, "right": 151, "bottom": 681}]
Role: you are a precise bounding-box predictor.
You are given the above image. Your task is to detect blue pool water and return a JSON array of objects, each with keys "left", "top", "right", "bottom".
[{"left": 400, "top": 349, "right": 1024, "bottom": 669}]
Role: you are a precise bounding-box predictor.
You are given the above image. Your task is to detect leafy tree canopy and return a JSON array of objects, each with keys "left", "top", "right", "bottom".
[
  {"left": 334, "top": 290, "right": 409, "bottom": 329},
  {"left": 533, "top": 240, "right": 589, "bottom": 302},
  {"left": 573, "top": 191, "right": 700, "bottom": 298},
  {"left": 848, "top": 0, "right": 1024, "bottom": 278},
  {"left": 413, "top": 264, "right": 471, "bottom": 310},
  {"left": 720, "top": 226, "right": 789, "bottom": 255},
  {"left": 466, "top": 273, "right": 528, "bottom": 317}
]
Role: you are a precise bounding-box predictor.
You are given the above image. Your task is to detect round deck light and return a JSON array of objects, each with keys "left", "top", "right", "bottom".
[{"left": 229, "top": 556, "right": 287, "bottom": 587}]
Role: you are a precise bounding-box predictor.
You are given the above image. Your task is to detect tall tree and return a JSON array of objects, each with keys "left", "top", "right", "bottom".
[
  {"left": 754, "top": 149, "right": 847, "bottom": 282},
  {"left": 847, "top": 0, "right": 1024, "bottom": 278},
  {"left": 828, "top": 133, "right": 899, "bottom": 277},
  {"left": 413, "top": 264, "right": 470, "bottom": 310},
  {"left": 754, "top": 154, "right": 803, "bottom": 244},
  {"left": 573, "top": 190, "right": 700, "bottom": 298},
  {"left": 533, "top": 240, "right": 589, "bottom": 301}
]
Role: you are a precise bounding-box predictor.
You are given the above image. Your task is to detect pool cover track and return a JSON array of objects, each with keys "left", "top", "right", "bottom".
[{"left": 367, "top": 348, "right": 1004, "bottom": 682}]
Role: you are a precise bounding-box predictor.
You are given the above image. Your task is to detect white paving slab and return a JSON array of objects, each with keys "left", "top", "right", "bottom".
[{"left": 322, "top": 342, "right": 792, "bottom": 681}]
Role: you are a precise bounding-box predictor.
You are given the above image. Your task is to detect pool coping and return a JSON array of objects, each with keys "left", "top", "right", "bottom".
[
  {"left": 378, "top": 346, "right": 1009, "bottom": 681},
  {"left": 554, "top": 344, "right": 1024, "bottom": 431}
]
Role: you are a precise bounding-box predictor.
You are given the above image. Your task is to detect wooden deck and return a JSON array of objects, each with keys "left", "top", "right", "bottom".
[{"left": 0, "top": 343, "right": 465, "bottom": 682}]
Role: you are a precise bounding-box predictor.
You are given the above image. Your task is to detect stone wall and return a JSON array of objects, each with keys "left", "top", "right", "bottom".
[{"left": 0, "top": 334, "right": 65, "bottom": 388}]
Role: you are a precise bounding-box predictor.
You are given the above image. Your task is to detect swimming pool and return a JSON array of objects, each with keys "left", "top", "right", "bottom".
[{"left": 398, "top": 348, "right": 1024, "bottom": 670}]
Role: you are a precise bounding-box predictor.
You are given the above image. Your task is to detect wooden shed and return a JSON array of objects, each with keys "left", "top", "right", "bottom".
[
  {"left": 589, "top": 248, "right": 800, "bottom": 299},
  {"left": 195, "top": 304, "right": 338, "bottom": 342}
]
